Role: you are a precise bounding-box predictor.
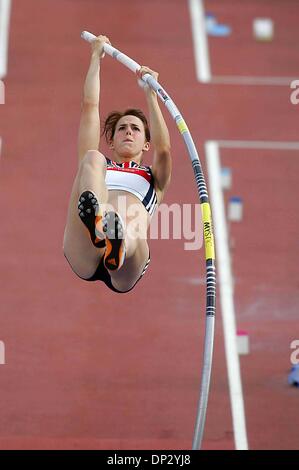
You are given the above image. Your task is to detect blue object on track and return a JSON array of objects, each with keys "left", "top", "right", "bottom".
[
  {"left": 205, "top": 13, "right": 232, "bottom": 37},
  {"left": 288, "top": 365, "right": 299, "bottom": 387}
]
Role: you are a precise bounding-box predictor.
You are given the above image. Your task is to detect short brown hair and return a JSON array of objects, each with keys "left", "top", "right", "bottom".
[{"left": 102, "top": 108, "right": 151, "bottom": 144}]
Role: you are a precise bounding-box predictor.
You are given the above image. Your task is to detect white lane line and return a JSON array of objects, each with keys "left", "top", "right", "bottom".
[
  {"left": 0, "top": 0, "right": 11, "bottom": 79},
  {"left": 217, "top": 140, "right": 299, "bottom": 150},
  {"left": 188, "top": 0, "right": 299, "bottom": 86},
  {"left": 0, "top": 340, "right": 5, "bottom": 364},
  {"left": 205, "top": 140, "right": 249, "bottom": 451},
  {"left": 0, "top": 79, "right": 4, "bottom": 103},
  {"left": 0, "top": 0, "right": 11, "bottom": 161},
  {"left": 188, "top": 0, "right": 211, "bottom": 83}
]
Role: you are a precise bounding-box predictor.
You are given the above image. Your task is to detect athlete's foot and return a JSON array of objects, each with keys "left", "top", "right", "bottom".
[
  {"left": 78, "top": 190, "right": 106, "bottom": 248},
  {"left": 103, "top": 211, "right": 126, "bottom": 271}
]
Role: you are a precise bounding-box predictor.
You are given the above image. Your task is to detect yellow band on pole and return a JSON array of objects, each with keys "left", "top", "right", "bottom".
[
  {"left": 201, "top": 203, "right": 215, "bottom": 260},
  {"left": 177, "top": 119, "right": 189, "bottom": 134}
]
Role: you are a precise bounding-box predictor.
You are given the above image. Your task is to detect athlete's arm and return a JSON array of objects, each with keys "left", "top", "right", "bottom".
[
  {"left": 77, "top": 35, "right": 110, "bottom": 164},
  {"left": 139, "top": 67, "right": 172, "bottom": 197}
]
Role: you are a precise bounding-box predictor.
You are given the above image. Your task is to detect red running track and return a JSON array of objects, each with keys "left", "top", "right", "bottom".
[{"left": 0, "top": 0, "right": 298, "bottom": 450}]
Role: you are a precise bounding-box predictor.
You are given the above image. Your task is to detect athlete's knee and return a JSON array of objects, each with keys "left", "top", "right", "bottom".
[
  {"left": 80, "top": 150, "right": 107, "bottom": 173},
  {"left": 63, "top": 245, "right": 97, "bottom": 280},
  {"left": 111, "top": 276, "right": 137, "bottom": 293}
]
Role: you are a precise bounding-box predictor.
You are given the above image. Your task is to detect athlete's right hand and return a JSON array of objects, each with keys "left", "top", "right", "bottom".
[{"left": 91, "top": 35, "right": 111, "bottom": 58}]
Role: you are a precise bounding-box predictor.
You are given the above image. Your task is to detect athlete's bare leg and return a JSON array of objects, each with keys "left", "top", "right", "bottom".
[
  {"left": 63, "top": 150, "right": 108, "bottom": 278},
  {"left": 104, "top": 189, "right": 150, "bottom": 292},
  {"left": 109, "top": 237, "right": 150, "bottom": 292}
]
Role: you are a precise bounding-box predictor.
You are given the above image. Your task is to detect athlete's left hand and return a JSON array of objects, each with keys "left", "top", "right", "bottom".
[{"left": 137, "top": 66, "right": 159, "bottom": 96}]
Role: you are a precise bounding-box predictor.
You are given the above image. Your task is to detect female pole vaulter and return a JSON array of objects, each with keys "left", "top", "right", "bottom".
[{"left": 63, "top": 35, "right": 172, "bottom": 293}]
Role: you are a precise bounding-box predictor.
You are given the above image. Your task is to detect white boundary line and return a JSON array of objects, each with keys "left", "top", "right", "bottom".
[
  {"left": 0, "top": 340, "right": 5, "bottom": 364},
  {"left": 205, "top": 141, "right": 248, "bottom": 450},
  {"left": 0, "top": 0, "right": 11, "bottom": 79},
  {"left": 0, "top": 79, "right": 4, "bottom": 103},
  {"left": 205, "top": 139, "right": 299, "bottom": 449},
  {"left": 189, "top": 0, "right": 298, "bottom": 86},
  {"left": 212, "top": 76, "right": 296, "bottom": 86},
  {"left": 188, "top": 0, "right": 211, "bottom": 83},
  {"left": 0, "top": 0, "right": 10, "bottom": 364},
  {"left": 0, "top": 0, "right": 11, "bottom": 162}
]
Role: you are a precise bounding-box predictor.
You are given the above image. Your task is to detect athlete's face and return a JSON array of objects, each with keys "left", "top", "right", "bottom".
[{"left": 110, "top": 115, "right": 150, "bottom": 160}]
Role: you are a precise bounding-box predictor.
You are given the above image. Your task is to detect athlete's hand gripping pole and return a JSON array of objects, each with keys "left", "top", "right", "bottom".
[{"left": 81, "top": 31, "right": 180, "bottom": 119}]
